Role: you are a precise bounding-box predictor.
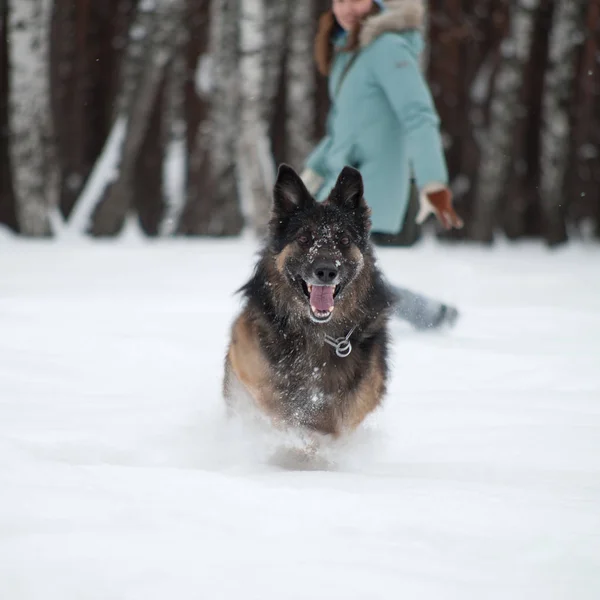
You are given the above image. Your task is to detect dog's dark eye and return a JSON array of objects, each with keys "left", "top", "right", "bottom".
[
  {"left": 297, "top": 234, "right": 311, "bottom": 246},
  {"left": 340, "top": 236, "right": 350, "bottom": 247}
]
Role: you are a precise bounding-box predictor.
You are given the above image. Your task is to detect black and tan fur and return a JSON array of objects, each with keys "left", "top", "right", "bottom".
[{"left": 223, "top": 165, "right": 395, "bottom": 438}]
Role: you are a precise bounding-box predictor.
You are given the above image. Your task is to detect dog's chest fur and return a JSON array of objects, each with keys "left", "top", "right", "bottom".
[{"left": 260, "top": 323, "right": 381, "bottom": 433}]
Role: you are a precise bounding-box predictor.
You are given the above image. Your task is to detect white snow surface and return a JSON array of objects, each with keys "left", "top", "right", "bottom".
[{"left": 1, "top": 236, "right": 600, "bottom": 599}]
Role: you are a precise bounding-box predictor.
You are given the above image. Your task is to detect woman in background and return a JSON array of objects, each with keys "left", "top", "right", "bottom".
[{"left": 301, "top": 0, "right": 463, "bottom": 329}]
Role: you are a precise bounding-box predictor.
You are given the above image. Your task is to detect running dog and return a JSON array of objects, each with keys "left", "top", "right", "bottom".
[{"left": 223, "top": 165, "right": 394, "bottom": 438}]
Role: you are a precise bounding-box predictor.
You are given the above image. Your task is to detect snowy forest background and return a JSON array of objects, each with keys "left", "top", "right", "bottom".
[{"left": 0, "top": 0, "right": 599, "bottom": 245}]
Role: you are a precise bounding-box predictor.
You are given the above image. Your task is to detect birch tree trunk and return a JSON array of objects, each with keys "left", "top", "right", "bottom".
[
  {"left": 470, "top": 0, "right": 539, "bottom": 242},
  {"left": 160, "top": 18, "right": 188, "bottom": 235},
  {"left": 540, "top": 0, "right": 586, "bottom": 246},
  {"left": 286, "top": 0, "right": 316, "bottom": 170},
  {"left": 238, "top": 0, "right": 275, "bottom": 236},
  {"left": 7, "top": 0, "right": 57, "bottom": 236},
  {"left": 179, "top": 0, "right": 243, "bottom": 236},
  {"left": 112, "top": 0, "right": 157, "bottom": 121},
  {"left": 89, "top": 0, "right": 185, "bottom": 236}
]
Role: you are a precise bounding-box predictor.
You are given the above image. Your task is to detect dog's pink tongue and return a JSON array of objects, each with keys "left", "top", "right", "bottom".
[{"left": 310, "top": 285, "right": 335, "bottom": 312}]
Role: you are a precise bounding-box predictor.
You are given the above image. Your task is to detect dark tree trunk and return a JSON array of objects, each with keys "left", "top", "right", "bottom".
[
  {"left": 0, "top": 0, "right": 18, "bottom": 232},
  {"left": 568, "top": 0, "right": 600, "bottom": 233},
  {"left": 502, "top": 0, "right": 552, "bottom": 241},
  {"left": 179, "top": 0, "right": 244, "bottom": 236}
]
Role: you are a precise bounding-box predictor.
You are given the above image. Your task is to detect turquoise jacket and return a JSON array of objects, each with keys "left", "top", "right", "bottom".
[{"left": 305, "top": 14, "right": 448, "bottom": 234}]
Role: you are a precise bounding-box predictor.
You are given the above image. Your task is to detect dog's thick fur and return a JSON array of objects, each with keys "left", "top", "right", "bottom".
[{"left": 223, "top": 165, "right": 395, "bottom": 438}]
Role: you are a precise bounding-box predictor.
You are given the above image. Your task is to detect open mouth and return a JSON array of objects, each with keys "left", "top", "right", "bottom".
[{"left": 301, "top": 281, "right": 341, "bottom": 323}]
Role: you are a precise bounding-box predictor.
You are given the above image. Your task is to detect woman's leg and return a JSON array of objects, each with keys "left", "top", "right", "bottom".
[{"left": 389, "top": 284, "right": 459, "bottom": 330}]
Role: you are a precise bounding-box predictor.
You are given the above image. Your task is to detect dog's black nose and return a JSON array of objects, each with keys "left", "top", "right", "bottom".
[{"left": 314, "top": 263, "right": 338, "bottom": 284}]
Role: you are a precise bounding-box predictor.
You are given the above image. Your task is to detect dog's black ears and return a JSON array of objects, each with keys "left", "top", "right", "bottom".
[
  {"left": 272, "top": 164, "right": 315, "bottom": 216},
  {"left": 329, "top": 166, "right": 365, "bottom": 211}
]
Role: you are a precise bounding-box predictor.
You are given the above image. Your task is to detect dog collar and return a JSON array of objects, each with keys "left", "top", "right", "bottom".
[{"left": 324, "top": 325, "right": 357, "bottom": 358}]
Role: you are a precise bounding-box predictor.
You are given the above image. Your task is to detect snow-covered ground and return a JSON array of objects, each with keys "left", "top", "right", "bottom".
[{"left": 1, "top": 235, "right": 599, "bottom": 599}]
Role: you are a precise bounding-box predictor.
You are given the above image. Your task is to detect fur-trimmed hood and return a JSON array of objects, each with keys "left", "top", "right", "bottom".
[
  {"left": 314, "top": 0, "right": 425, "bottom": 76},
  {"left": 306, "top": 0, "right": 447, "bottom": 235},
  {"left": 359, "top": 0, "right": 425, "bottom": 47}
]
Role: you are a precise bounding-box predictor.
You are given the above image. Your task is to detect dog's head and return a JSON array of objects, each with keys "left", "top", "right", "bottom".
[{"left": 268, "top": 164, "right": 372, "bottom": 324}]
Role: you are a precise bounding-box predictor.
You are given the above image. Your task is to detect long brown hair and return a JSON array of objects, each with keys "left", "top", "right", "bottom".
[{"left": 314, "top": 3, "right": 382, "bottom": 76}]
